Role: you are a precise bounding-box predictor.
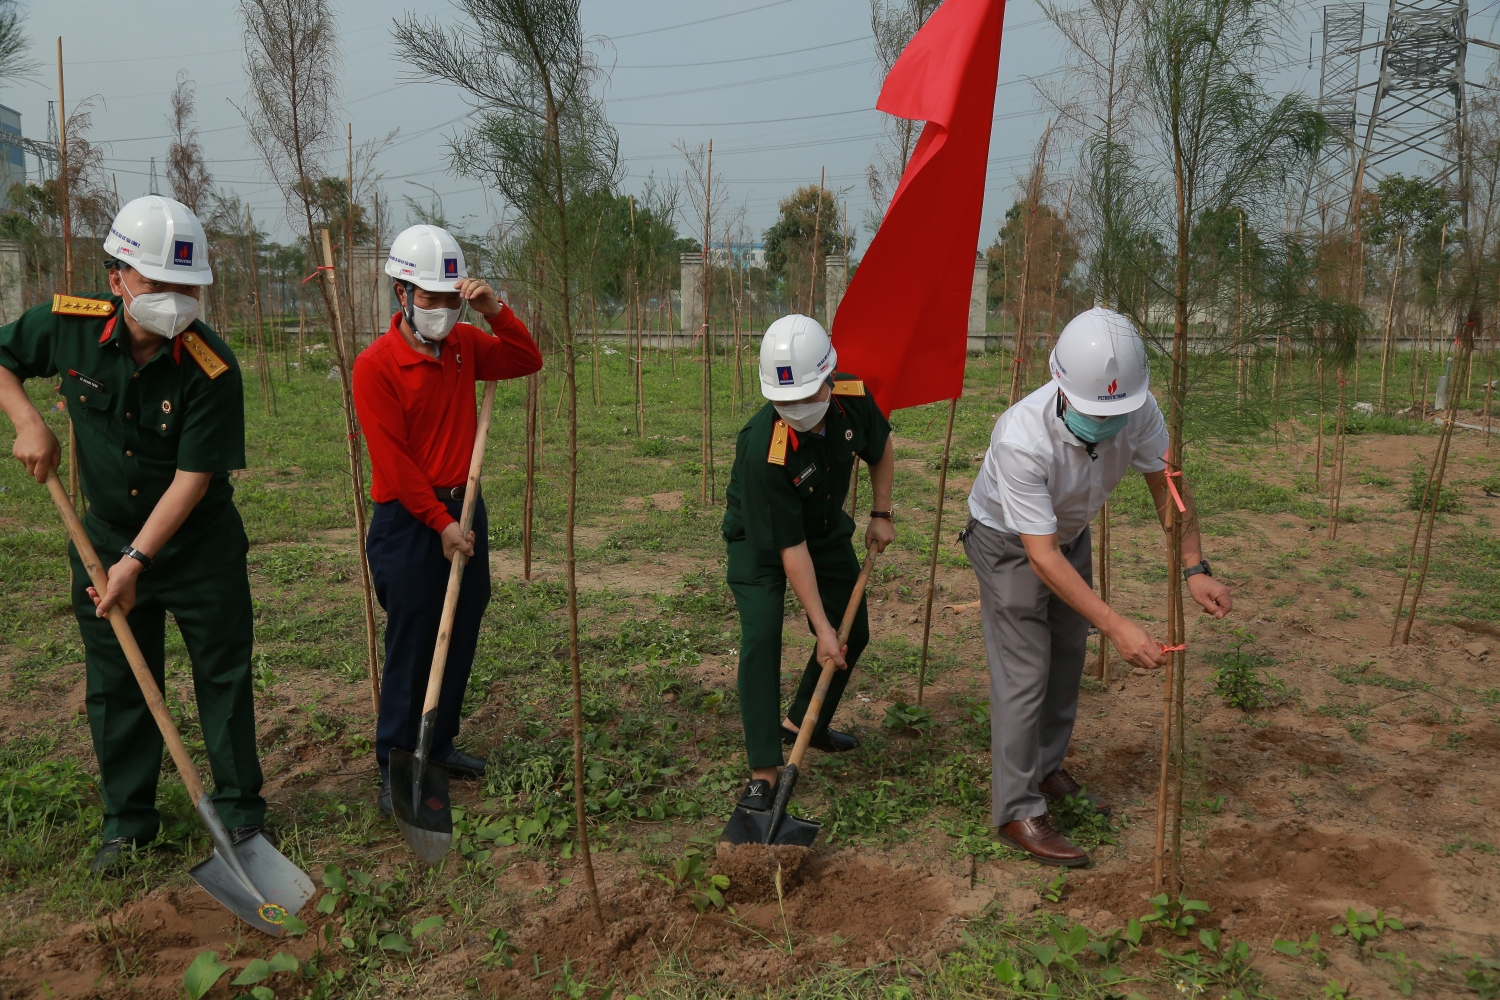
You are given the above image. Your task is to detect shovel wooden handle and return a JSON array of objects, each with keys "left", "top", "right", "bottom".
[
  {"left": 44, "top": 472, "right": 208, "bottom": 805},
  {"left": 420, "top": 381, "right": 497, "bottom": 716},
  {"left": 785, "top": 542, "right": 881, "bottom": 771}
]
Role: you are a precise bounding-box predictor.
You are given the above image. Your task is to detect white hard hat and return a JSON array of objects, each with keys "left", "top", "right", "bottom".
[
  {"left": 385, "top": 224, "right": 467, "bottom": 291},
  {"left": 1048, "top": 307, "right": 1151, "bottom": 416},
  {"left": 759, "top": 314, "right": 837, "bottom": 401},
  {"left": 102, "top": 196, "right": 213, "bottom": 286}
]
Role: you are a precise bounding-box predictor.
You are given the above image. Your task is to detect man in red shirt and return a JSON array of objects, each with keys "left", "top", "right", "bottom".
[{"left": 353, "top": 224, "right": 542, "bottom": 816}]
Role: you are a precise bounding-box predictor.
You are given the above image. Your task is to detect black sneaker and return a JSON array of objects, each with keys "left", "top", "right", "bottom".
[
  {"left": 378, "top": 781, "right": 393, "bottom": 818},
  {"left": 89, "top": 837, "right": 138, "bottom": 876},
  {"left": 781, "top": 724, "right": 860, "bottom": 753},
  {"left": 737, "top": 778, "right": 776, "bottom": 811},
  {"left": 434, "top": 749, "right": 487, "bottom": 780}
]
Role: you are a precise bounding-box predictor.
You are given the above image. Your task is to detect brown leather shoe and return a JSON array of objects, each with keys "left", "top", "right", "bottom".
[
  {"left": 1039, "top": 768, "right": 1111, "bottom": 815},
  {"left": 995, "top": 815, "right": 1090, "bottom": 867}
]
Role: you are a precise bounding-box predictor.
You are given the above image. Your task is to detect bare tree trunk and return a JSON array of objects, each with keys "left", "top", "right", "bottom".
[
  {"left": 700, "top": 140, "right": 715, "bottom": 507},
  {"left": 246, "top": 207, "right": 276, "bottom": 416}
]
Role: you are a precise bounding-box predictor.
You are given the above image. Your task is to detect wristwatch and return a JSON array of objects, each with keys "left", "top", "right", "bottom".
[
  {"left": 120, "top": 545, "right": 154, "bottom": 570},
  {"left": 869, "top": 510, "right": 893, "bottom": 520},
  {"left": 1183, "top": 559, "right": 1211, "bottom": 580}
]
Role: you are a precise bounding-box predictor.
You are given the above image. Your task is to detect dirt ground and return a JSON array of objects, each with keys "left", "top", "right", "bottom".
[{"left": 2, "top": 425, "right": 1498, "bottom": 999}]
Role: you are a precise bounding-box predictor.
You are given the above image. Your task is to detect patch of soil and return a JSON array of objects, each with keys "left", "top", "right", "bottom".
[
  {"left": 0, "top": 886, "right": 324, "bottom": 1000},
  {"left": 714, "top": 842, "right": 810, "bottom": 902},
  {"left": 484, "top": 852, "right": 985, "bottom": 996}
]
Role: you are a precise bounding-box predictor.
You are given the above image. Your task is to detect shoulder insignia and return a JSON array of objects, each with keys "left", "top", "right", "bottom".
[
  {"left": 52, "top": 294, "right": 115, "bottom": 318},
  {"left": 180, "top": 331, "right": 230, "bottom": 379},
  {"left": 831, "top": 379, "right": 865, "bottom": 397},
  {"left": 768, "top": 419, "right": 789, "bottom": 466}
]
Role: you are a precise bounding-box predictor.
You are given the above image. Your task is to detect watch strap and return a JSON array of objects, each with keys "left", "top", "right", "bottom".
[
  {"left": 869, "top": 510, "right": 893, "bottom": 520},
  {"left": 121, "top": 545, "right": 153, "bottom": 570},
  {"left": 1183, "top": 559, "right": 1211, "bottom": 580}
]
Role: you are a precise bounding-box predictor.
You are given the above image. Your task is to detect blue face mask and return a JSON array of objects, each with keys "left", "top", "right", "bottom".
[{"left": 1063, "top": 406, "right": 1129, "bottom": 443}]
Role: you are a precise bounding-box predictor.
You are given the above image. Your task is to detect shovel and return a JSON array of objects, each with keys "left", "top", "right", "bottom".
[
  {"left": 43, "top": 472, "right": 314, "bottom": 936},
  {"left": 720, "top": 541, "right": 882, "bottom": 848},
  {"left": 389, "top": 380, "right": 497, "bottom": 865}
]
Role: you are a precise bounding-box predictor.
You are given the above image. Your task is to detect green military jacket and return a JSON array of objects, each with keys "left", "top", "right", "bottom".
[
  {"left": 0, "top": 293, "right": 246, "bottom": 529},
  {"left": 722, "top": 372, "right": 891, "bottom": 556}
]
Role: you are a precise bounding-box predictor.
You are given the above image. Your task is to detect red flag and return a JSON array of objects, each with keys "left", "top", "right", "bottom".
[{"left": 831, "top": 0, "right": 1005, "bottom": 414}]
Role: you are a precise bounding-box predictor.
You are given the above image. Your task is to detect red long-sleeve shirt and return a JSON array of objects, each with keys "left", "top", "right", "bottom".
[{"left": 353, "top": 306, "right": 543, "bottom": 533}]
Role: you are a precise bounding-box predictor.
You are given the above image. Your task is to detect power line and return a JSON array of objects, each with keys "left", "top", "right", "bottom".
[
  {"left": 611, "top": 35, "right": 871, "bottom": 69},
  {"left": 609, "top": 0, "right": 801, "bottom": 40}
]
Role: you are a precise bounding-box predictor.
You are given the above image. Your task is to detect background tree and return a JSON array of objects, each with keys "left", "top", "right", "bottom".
[
  {"left": 762, "top": 184, "right": 842, "bottom": 319},
  {"left": 394, "top": 0, "right": 620, "bottom": 928}
]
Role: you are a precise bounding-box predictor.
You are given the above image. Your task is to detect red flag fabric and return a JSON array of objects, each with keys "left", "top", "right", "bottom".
[{"left": 831, "top": 0, "right": 1005, "bottom": 414}]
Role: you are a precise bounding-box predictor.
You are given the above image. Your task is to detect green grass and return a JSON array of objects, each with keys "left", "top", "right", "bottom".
[{"left": 1, "top": 341, "right": 1492, "bottom": 996}]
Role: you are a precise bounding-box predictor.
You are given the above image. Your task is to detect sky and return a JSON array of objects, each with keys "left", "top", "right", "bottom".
[{"left": 8, "top": 0, "right": 1500, "bottom": 254}]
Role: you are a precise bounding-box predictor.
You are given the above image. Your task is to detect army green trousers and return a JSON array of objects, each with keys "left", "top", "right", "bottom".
[
  {"left": 69, "top": 501, "right": 264, "bottom": 843},
  {"left": 727, "top": 538, "right": 870, "bottom": 769}
]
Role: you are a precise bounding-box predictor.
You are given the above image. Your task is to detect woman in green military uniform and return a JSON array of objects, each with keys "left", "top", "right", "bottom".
[
  {"left": 0, "top": 196, "right": 266, "bottom": 875},
  {"left": 722, "top": 314, "right": 895, "bottom": 811}
]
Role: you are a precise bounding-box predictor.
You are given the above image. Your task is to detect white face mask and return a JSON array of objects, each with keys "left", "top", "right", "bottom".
[
  {"left": 412, "top": 305, "right": 460, "bottom": 342},
  {"left": 122, "top": 285, "right": 199, "bottom": 339},
  {"left": 775, "top": 398, "right": 830, "bottom": 432}
]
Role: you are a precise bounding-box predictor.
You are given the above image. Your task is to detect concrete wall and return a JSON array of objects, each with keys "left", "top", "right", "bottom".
[
  {"left": 0, "top": 240, "right": 22, "bottom": 327},
  {"left": 679, "top": 252, "right": 703, "bottom": 334}
]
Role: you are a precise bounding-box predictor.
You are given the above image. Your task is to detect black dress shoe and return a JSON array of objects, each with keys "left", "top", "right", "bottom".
[
  {"left": 781, "top": 724, "right": 860, "bottom": 753},
  {"left": 378, "top": 781, "right": 393, "bottom": 818},
  {"left": 89, "top": 837, "right": 139, "bottom": 876},
  {"left": 434, "top": 749, "right": 487, "bottom": 780},
  {"left": 737, "top": 778, "right": 776, "bottom": 811}
]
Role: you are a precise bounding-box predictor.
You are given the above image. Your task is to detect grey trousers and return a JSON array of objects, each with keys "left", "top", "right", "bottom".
[{"left": 962, "top": 517, "right": 1092, "bottom": 826}]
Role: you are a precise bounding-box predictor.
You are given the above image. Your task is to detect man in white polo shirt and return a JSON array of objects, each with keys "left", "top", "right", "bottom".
[{"left": 963, "top": 307, "right": 1231, "bottom": 866}]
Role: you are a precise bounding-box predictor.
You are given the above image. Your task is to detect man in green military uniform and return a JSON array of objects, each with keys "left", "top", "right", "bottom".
[
  {"left": 722, "top": 314, "right": 895, "bottom": 810},
  {"left": 0, "top": 195, "right": 265, "bottom": 874}
]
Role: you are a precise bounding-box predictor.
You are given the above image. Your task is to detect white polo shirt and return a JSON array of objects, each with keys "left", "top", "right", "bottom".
[{"left": 967, "top": 379, "right": 1169, "bottom": 543}]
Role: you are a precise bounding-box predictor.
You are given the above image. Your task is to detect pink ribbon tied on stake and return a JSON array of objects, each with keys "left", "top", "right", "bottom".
[
  {"left": 301, "top": 265, "right": 334, "bottom": 285},
  {"left": 1161, "top": 450, "right": 1186, "bottom": 514}
]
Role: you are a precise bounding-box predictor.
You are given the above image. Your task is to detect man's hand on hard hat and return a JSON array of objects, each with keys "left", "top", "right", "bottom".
[
  {"left": 454, "top": 278, "right": 503, "bottom": 318},
  {"left": 1020, "top": 531, "right": 1167, "bottom": 670}
]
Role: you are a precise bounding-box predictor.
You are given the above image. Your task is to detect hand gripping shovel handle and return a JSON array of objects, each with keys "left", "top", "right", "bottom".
[
  {"left": 410, "top": 382, "right": 497, "bottom": 788},
  {"left": 43, "top": 472, "right": 260, "bottom": 898},
  {"left": 766, "top": 541, "right": 882, "bottom": 843}
]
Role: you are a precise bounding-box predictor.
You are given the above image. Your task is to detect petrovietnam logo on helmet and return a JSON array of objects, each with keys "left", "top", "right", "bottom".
[
  {"left": 443, "top": 256, "right": 459, "bottom": 279},
  {"left": 776, "top": 365, "right": 794, "bottom": 386},
  {"left": 172, "top": 240, "right": 194, "bottom": 267},
  {"left": 1097, "top": 376, "right": 1127, "bottom": 402}
]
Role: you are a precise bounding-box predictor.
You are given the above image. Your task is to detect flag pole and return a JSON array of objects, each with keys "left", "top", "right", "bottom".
[{"left": 916, "top": 396, "right": 958, "bottom": 706}]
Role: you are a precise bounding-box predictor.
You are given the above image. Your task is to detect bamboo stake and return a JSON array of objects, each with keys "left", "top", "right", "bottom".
[
  {"left": 523, "top": 374, "right": 537, "bottom": 581},
  {"left": 319, "top": 230, "right": 381, "bottom": 711},
  {"left": 1095, "top": 499, "right": 1111, "bottom": 680},
  {"left": 916, "top": 397, "right": 958, "bottom": 707},
  {"left": 700, "top": 139, "right": 714, "bottom": 507},
  {"left": 57, "top": 39, "right": 83, "bottom": 516},
  {"left": 246, "top": 207, "right": 275, "bottom": 416},
  {"left": 1327, "top": 369, "right": 1348, "bottom": 540},
  {"left": 346, "top": 124, "right": 356, "bottom": 351},
  {"left": 808, "top": 166, "right": 824, "bottom": 318},
  {"left": 1315, "top": 358, "right": 1324, "bottom": 490},
  {"left": 1009, "top": 121, "right": 1052, "bottom": 407},
  {"left": 1393, "top": 338, "right": 1471, "bottom": 645},
  {"left": 1378, "top": 234, "right": 1403, "bottom": 413}
]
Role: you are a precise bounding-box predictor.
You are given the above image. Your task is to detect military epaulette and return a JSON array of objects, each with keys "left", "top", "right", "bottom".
[
  {"left": 52, "top": 294, "right": 115, "bottom": 318},
  {"left": 768, "top": 419, "right": 789, "bottom": 466},
  {"left": 180, "top": 331, "right": 230, "bottom": 380},
  {"left": 831, "top": 379, "right": 865, "bottom": 397}
]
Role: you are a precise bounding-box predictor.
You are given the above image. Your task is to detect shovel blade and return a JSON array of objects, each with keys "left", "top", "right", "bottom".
[
  {"left": 189, "top": 833, "right": 315, "bottom": 937},
  {"left": 718, "top": 806, "right": 821, "bottom": 848},
  {"left": 389, "top": 746, "right": 452, "bottom": 865}
]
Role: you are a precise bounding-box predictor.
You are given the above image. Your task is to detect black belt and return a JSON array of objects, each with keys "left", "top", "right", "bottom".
[{"left": 435, "top": 486, "right": 469, "bottom": 502}]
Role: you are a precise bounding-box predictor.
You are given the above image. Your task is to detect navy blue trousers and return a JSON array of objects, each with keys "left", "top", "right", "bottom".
[{"left": 367, "top": 497, "right": 491, "bottom": 778}]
